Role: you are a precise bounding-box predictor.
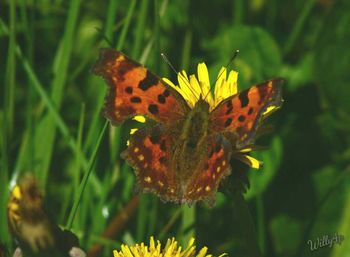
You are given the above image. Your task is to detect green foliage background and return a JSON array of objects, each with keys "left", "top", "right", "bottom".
[{"left": 1, "top": 0, "right": 350, "bottom": 256}]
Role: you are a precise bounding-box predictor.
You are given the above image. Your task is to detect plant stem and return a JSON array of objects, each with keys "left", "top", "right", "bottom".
[
  {"left": 283, "top": 0, "right": 316, "bottom": 56},
  {"left": 231, "top": 192, "right": 262, "bottom": 257}
]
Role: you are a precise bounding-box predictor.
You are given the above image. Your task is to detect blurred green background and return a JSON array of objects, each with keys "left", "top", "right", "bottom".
[{"left": 1, "top": 0, "right": 350, "bottom": 256}]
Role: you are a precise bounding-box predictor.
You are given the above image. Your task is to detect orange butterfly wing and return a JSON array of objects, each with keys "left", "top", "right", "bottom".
[
  {"left": 183, "top": 135, "right": 232, "bottom": 206},
  {"left": 210, "top": 79, "right": 283, "bottom": 147},
  {"left": 92, "top": 49, "right": 190, "bottom": 125},
  {"left": 121, "top": 125, "right": 179, "bottom": 202}
]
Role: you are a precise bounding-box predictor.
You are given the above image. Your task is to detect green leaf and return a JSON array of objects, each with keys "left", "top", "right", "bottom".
[
  {"left": 280, "top": 53, "right": 314, "bottom": 92},
  {"left": 204, "top": 25, "right": 282, "bottom": 85},
  {"left": 313, "top": 2, "right": 350, "bottom": 112},
  {"left": 269, "top": 214, "right": 302, "bottom": 255}
]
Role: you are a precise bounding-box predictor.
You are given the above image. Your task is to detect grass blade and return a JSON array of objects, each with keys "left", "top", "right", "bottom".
[
  {"left": 66, "top": 120, "right": 108, "bottom": 229},
  {"left": 34, "top": 0, "right": 82, "bottom": 186},
  {"left": 283, "top": 0, "right": 316, "bottom": 56}
]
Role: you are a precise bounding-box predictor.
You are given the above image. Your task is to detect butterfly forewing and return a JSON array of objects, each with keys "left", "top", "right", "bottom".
[
  {"left": 210, "top": 79, "right": 283, "bottom": 147},
  {"left": 92, "top": 49, "right": 190, "bottom": 125}
]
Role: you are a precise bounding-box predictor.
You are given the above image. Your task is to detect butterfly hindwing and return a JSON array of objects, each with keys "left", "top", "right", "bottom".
[
  {"left": 210, "top": 79, "right": 283, "bottom": 147},
  {"left": 121, "top": 125, "right": 179, "bottom": 202},
  {"left": 92, "top": 49, "right": 190, "bottom": 125},
  {"left": 184, "top": 135, "right": 232, "bottom": 205}
]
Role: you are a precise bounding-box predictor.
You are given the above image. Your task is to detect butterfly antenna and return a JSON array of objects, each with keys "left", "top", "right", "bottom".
[
  {"left": 161, "top": 53, "right": 178, "bottom": 75},
  {"left": 95, "top": 27, "right": 114, "bottom": 48},
  {"left": 204, "top": 50, "right": 240, "bottom": 102},
  {"left": 226, "top": 50, "right": 240, "bottom": 69},
  {"left": 161, "top": 53, "right": 199, "bottom": 101},
  {"left": 214, "top": 49, "right": 240, "bottom": 88}
]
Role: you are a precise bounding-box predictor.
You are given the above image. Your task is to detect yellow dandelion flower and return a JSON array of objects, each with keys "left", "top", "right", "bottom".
[
  {"left": 163, "top": 63, "right": 237, "bottom": 111},
  {"left": 130, "top": 63, "right": 266, "bottom": 169},
  {"left": 113, "top": 237, "right": 226, "bottom": 257}
]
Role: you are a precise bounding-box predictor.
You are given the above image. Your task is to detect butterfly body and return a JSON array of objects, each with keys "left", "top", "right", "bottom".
[
  {"left": 180, "top": 99, "right": 210, "bottom": 148},
  {"left": 93, "top": 49, "right": 283, "bottom": 205}
]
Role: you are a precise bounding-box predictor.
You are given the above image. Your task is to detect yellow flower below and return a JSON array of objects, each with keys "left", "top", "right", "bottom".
[{"left": 113, "top": 237, "right": 226, "bottom": 257}]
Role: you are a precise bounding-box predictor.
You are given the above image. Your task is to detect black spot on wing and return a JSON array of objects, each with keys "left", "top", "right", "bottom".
[
  {"left": 224, "top": 118, "right": 232, "bottom": 127},
  {"left": 125, "top": 86, "right": 133, "bottom": 94},
  {"left": 239, "top": 90, "right": 249, "bottom": 108},
  {"left": 163, "top": 89, "right": 170, "bottom": 97},
  {"left": 226, "top": 106, "right": 233, "bottom": 115},
  {"left": 130, "top": 96, "right": 142, "bottom": 103},
  {"left": 248, "top": 107, "right": 254, "bottom": 115},
  {"left": 158, "top": 94, "right": 166, "bottom": 104},
  {"left": 238, "top": 115, "right": 246, "bottom": 122},
  {"left": 139, "top": 70, "right": 159, "bottom": 91},
  {"left": 148, "top": 104, "right": 159, "bottom": 115}
]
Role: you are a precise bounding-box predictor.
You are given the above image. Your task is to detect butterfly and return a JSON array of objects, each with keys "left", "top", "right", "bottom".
[{"left": 92, "top": 48, "right": 283, "bottom": 205}]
